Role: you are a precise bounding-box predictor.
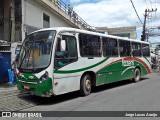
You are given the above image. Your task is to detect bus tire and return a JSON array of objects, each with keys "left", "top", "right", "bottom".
[
  {"left": 133, "top": 68, "right": 141, "bottom": 82},
  {"left": 80, "top": 74, "right": 92, "bottom": 96}
]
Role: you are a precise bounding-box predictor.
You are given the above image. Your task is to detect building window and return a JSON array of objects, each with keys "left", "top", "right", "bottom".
[
  {"left": 79, "top": 33, "right": 101, "bottom": 57},
  {"left": 142, "top": 44, "right": 150, "bottom": 57},
  {"left": 119, "top": 40, "right": 131, "bottom": 57},
  {"left": 132, "top": 42, "right": 142, "bottom": 57},
  {"left": 43, "top": 13, "right": 50, "bottom": 28},
  {"left": 102, "top": 37, "right": 118, "bottom": 57}
]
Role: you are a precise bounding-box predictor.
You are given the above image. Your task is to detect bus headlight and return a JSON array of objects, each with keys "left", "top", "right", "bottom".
[{"left": 39, "top": 71, "right": 49, "bottom": 84}]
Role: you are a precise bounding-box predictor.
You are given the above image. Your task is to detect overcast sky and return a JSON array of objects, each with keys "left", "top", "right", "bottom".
[{"left": 62, "top": 0, "right": 160, "bottom": 42}]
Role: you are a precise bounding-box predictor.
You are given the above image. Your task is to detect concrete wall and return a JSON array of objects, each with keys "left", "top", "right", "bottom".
[
  {"left": 107, "top": 26, "right": 137, "bottom": 39},
  {"left": 3, "top": 0, "right": 10, "bottom": 41},
  {"left": 22, "top": 0, "right": 74, "bottom": 41},
  {"left": 0, "top": 0, "right": 4, "bottom": 40},
  {"left": 95, "top": 26, "right": 137, "bottom": 39}
]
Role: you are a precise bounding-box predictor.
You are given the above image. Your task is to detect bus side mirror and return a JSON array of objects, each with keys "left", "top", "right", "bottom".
[{"left": 61, "top": 40, "right": 66, "bottom": 51}]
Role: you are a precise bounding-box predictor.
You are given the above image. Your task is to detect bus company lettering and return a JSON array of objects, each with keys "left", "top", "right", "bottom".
[{"left": 122, "top": 59, "right": 134, "bottom": 67}]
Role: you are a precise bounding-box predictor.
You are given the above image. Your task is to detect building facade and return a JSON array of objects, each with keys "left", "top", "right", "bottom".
[
  {"left": 0, "top": 0, "right": 92, "bottom": 43},
  {"left": 95, "top": 26, "right": 137, "bottom": 39},
  {"left": 150, "top": 42, "right": 160, "bottom": 53}
]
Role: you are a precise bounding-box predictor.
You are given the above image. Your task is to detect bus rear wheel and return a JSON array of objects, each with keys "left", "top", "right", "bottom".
[
  {"left": 133, "top": 68, "right": 141, "bottom": 82},
  {"left": 80, "top": 74, "right": 92, "bottom": 96}
]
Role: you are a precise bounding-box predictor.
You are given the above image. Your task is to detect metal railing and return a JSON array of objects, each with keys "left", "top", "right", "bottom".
[{"left": 49, "top": 0, "right": 94, "bottom": 30}]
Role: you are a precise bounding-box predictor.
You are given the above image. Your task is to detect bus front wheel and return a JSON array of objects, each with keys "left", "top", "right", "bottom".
[
  {"left": 80, "top": 74, "right": 92, "bottom": 96},
  {"left": 133, "top": 68, "right": 141, "bottom": 82}
]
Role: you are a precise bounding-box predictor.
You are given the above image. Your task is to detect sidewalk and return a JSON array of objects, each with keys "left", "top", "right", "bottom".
[
  {"left": 0, "top": 83, "right": 35, "bottom": 111},
  {"left": 0, "top": 83, "right": 19, "bottom": 97}
]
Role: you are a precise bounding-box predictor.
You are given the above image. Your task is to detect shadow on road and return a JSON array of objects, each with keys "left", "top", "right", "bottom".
[
  {"left": 17, "top": 91, "right": 80, "bottom": 106},
  {"left": 92, "top": 77, "right": 149, "bottom": 93},
  {"left": 17, "top": 77, "right": 149, "bottom": 106},
  {"left": 140, "top": 77, "right": 149, "bottom": 81}
]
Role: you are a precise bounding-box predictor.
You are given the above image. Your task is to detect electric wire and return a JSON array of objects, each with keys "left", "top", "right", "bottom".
[{"left": 129, "top": 0, "right": 143, "bottom": 25}]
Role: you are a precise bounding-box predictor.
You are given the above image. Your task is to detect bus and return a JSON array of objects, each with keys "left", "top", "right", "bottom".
[{"left": 17, "top": 27, "right": 151, "bottom": 97}]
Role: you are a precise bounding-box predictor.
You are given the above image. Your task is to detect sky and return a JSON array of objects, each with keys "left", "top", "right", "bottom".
[{"left": 62, "top": 0, "right": 160, "bottom": 42}]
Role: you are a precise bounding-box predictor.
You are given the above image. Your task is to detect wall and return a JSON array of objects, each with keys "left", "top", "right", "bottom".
[
  {"left": 0, "top": 0, "right": 4, "bottom": 40},
  {"left": 3, "top": 0, "right": 10, "bottom": 41},
  {"left": 21, "top": 0, "right": 74, "bottom": 41},
  {"left": 95, "top": 26, "right": 137, "bottom": 39}
]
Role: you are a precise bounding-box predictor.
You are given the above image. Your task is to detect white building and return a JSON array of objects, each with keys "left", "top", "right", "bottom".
[
  {"left": 95, "top": 26, "right": 137, "bottom": 39},
  {"left": 0, "top": 0, "right": 92, "bottom": 43},
  {"left": 150, "top": 42, "right": 160, "bottom": 53}
]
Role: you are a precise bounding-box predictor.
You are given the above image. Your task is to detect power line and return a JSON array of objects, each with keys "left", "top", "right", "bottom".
[{"left": 129, "top": 0, "right": 143, "bottom": 25}]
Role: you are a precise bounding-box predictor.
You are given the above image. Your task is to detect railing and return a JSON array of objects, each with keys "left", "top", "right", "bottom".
[{"left": 49, "top": 0, "right": 94, "bottom": 30}]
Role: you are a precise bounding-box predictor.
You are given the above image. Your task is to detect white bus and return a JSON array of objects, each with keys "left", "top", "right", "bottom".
[{"left": 17, "top": 27, "right": 151, "bottom": 97}]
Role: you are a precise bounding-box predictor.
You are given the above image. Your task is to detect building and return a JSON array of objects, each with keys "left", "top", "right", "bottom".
[
  {"left": 150, "top": 42, "right": 160, "bottom": 53},
  {"left": 0, "top": 0, "right": 93, "bottom": 43},
  {"left": 95, "top": 26, "right": 137, "bottom": 39}
]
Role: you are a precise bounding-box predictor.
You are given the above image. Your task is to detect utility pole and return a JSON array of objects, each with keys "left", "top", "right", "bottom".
[{"left": 141, "top": 8, "right": 157, "bottom": 41}]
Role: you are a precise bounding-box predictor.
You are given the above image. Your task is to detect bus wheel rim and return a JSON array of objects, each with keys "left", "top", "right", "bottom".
[
  {"left": 85, "top": 79, "right": 91, "bottom": 91},
  {"left": 136, "top": 70, "right": 140, "bottom": 80}
]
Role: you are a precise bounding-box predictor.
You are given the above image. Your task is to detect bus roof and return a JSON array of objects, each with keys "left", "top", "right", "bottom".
[{"left": 31, "top": 27, "right": 150, "bottom": 44}]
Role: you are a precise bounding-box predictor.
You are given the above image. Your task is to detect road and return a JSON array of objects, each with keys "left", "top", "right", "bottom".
[{"left": 1, "top": 72, "right": 160, "bottom": 119}]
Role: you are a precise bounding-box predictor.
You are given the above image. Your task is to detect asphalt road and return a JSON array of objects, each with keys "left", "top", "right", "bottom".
[
  {"left": 18, "top": 72, "right": 160, "bottom": 119},
  {"left": 1, "top": 72, "right": 160, "bottom": 120}
]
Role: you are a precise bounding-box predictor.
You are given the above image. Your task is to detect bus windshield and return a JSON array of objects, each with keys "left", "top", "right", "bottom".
[{"left": 18, "top": 30, "right": 56, "bottom": 73}]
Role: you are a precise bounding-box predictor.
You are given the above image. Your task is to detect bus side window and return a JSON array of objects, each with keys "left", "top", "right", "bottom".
[
  {"left": 79, "top": 33, "right": 101, "bottom": 57},
  {"left": 119, "top": 40, "right": 131, "bottom": 57},
  {"left": 142, "top": 43, "right": 150, "bottom": 57},
  {"left": 102, "top": 37, "right": 118, "bottom": 57},
  {"left": 132, "top": 42, "right": 142, "bottom": 57}
]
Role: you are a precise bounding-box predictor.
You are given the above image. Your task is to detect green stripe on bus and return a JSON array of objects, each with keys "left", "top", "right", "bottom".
[{"left": 54, "top": 57, "right": 109, "bottom": 74}]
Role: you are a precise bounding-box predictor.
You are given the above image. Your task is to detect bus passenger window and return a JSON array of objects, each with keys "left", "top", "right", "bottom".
[
  {"left": 142, "top": 44, "right": 150, "bottom": 57},
  {"left": 102, "top": 37, "right": 118, "bottom": 57},
  {"left": 119, "top": 40, "right": 131, "bottom": 57},
  {"left": 132, "top": 42, "right": 142, "bottom": 57},
  {"left": 79, "top": 33, "right": 101, "bottom": 57}
]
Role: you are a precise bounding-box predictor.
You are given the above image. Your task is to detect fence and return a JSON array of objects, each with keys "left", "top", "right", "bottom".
[{"left": 50, "top": 0, "right": 94, "bottom": 30}]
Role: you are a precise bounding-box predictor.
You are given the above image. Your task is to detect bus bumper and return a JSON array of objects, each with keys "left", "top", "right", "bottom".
[{"left": 17, "top": 78, "right": 53, "bottom": 97}]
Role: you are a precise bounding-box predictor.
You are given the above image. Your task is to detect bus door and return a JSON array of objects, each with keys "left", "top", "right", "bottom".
[{"left": 54, "top": 35, "right": 78, "bottom": 94}]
